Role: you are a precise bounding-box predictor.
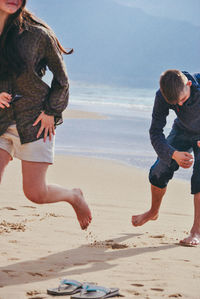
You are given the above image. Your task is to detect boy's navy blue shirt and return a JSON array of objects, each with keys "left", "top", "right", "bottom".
[{"left": 149, "top": 72, "right": 200, "bottom": 166}]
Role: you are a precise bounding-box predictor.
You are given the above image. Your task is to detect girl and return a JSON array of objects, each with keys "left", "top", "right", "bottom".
[{"left": 0, "top": 0, "right": 92, "bottom": 230}]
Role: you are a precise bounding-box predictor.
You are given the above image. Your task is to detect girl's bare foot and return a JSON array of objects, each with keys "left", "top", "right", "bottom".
[
  {"left": 132, "top": 210, "right": 158, "bottom": 227},
  {"left": 70, "top": 189, "right": 92, "bottom": 230}
]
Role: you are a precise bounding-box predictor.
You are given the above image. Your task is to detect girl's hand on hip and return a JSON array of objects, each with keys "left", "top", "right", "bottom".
[
  {"left": 33, "top": 111, "right": 55, "bottom": 142},
  {"left": 0, "top": 92, "right": 12, "bottom": 109}
]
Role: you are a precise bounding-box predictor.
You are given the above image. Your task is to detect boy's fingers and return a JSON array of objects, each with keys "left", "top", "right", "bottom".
[{"left": 184, "top": 152, "right": 193, "bottom": 157}]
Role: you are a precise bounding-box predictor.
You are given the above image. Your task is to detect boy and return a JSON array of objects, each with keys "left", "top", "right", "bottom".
[{"left": 132, "top": 69, "right": 200, "bottom": 246}]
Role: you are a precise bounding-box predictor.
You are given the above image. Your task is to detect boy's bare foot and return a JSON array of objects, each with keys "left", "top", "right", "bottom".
[
  {"left": 71, "top": 189, "right": 92, "bottom": 230},
  {"left": 132, "top": 210, "right": 158, "bottom": 227},
  {"left": 179, "top": 233, "right": 200, "bottom": 247}
]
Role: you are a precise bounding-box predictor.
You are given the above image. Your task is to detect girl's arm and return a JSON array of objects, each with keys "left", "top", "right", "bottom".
[{"left": 43, "top": 32, "right": 69, "bottom": 122}]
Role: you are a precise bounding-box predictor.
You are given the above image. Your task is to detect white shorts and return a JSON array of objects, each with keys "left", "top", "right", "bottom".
[{"left": 0, "top": 124, "right": 55, "bottom": 164}]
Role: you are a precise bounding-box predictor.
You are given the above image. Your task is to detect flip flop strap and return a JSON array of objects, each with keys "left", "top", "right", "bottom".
[
  {"left": 58, "top": 279, "right": 82, "bottom": 291},
  {"left": 82, "top": 284, "right": 110, "bottom": 294}
]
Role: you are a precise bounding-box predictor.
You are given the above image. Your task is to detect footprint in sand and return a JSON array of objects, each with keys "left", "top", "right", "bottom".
[
  {"left": 0, "top": 220, "right": 26, "bottom": 233},
  {"left": 169, "top": 294, "right": 182, "bottom": 298},
  {"left": 21, "top": 205, "right": 36, "bottom": 209},
  {"left": 2, "top": 270, "right": 15, "bottom": 274},
  {"left": 8, "top": 240, "right": 18, "bottom": 243},
  {"left": 1, "top": 270, "right": 17, "bottom": 278},
  {"left": 39, "top": 213, "right": 64, "bottom": 221},
  {"left": 150, "top": 234, "right": 165, "bottom": 238},
  {"left": 27, "top": 272, "right": 44, "bottom": 277},
  {"left": 131, "top": 283, "right": 144, "bottom": 287},
  {"left": 26, "top": 290, "right": 42, "bottom": 296},
  {"left": 73, "top": 263, "right": 87, "bottom": 266},
  {"left": 126, "top": 289, "right": 140, "bottom": 295},
  {"left": 0, "top": 207, "right": 17, "bottom": 211},
  {"left": 88, "top": 239, "right": 129, "bottom": 249},
  {"left": 8, "top": 258, "right": 20, "bottom": 261},
  {"left": 111, "top": 243, "right": 128, "bottom": 249},
  {"left": 151, "top": 288, "right": 164, "bottom": 292}
]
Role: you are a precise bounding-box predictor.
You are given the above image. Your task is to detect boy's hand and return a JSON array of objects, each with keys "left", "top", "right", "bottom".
[
  {"left": 197, "top": 141, "right": 200, "bottom": 148},
  {"left": 172, "top": 151, "right": 193, "bottom": 168},
  {"left": 33, "top": 111, "right": 55, "bottom": 142},
  {"left": 0, "top": 92, "right": 12, "bottom": 109}
]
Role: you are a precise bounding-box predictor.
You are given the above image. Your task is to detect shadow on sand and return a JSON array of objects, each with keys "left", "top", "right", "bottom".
[{"left": 0, "top": 233, "right": 177, "bottom": 287}]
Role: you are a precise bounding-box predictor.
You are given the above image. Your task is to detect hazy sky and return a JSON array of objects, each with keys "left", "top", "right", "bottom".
[
  {"left": 26, "top": 0, "right": 200, "bottom": 88},
  {"left": 111, "top": 0, "right": 200, "bottom": 26}
]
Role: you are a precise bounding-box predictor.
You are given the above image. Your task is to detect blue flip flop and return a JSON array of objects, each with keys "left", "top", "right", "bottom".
[
  {"left": 47, "top": 279, "right": 83, "bottom": 296},
  {"left": 71, "top": 284, "right": 119, "bottom": 298}
]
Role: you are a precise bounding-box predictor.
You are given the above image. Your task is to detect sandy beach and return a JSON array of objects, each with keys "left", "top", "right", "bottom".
[
  {"left": 63, "top": 109, "right": 107, "bottom": 120},
  {"left": 0, "top": 110, "right": 200, "bottom": 299}
]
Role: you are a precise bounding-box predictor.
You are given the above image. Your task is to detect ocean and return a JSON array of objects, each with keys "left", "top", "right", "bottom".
[{"left": 55, "top": 81, "right": 192, "bottom": 182}]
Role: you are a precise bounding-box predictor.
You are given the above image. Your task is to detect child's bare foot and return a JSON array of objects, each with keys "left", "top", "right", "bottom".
[
  {"left": 71, "top": 189, "right": 92, "bottom": 230},
  {"left": 179, "top": 233, "right": 200, "bottom": 247},
  {"left": 132, "top": 210, "right": 158, "bottom": 227}
]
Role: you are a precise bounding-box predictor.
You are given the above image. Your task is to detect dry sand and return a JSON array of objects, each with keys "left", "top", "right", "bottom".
[
  {"left": 0, "top": 109, "right": 200, "bottom": 298},
  {"left": 0, "top": 155, "right": 199, "bottom": 299}
]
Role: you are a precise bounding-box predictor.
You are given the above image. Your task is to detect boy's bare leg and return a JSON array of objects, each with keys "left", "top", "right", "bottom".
[
  {"left": 22, "top": 161, "right": 92, "bottom": 230},
  {"left": 132, "top": 184, "right": 166, "bottom": 226},
  {"left": 180, "top": 192, "right": 200, "bottom": 246}
]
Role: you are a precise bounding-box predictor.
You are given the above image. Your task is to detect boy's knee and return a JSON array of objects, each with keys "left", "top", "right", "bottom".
[
  {"left": 149, "top": 172, "right": 168, "bottom": 189},
  {"left": 149, "top": 159, "right": 178, "bottom": 188}
]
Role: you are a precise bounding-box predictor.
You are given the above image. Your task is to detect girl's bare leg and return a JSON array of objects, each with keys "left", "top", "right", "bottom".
[
  {"left": 22, "top": 161, "right": 92, "bottom": 230},
  {"left": 0, "top": 148, "right": 11, "bottom": 183}
]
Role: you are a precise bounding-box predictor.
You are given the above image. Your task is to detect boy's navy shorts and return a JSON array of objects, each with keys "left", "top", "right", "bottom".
[{"left": 149, "top": 126, "right": 200, "bottom": 194}]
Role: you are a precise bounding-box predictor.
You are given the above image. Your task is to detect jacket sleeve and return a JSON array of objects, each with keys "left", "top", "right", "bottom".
[
  {"left": 149, "top": 90, "right": 176, "bottom": 166},
  {"left": 43, "top": 31, "right": 69, "bottom": 124},
  {"left": 193, "top": 73, "right": 200, "bottom": 86}
]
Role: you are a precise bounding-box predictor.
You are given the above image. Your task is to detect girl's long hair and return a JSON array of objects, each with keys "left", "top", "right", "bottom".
[{"left": 0, "top": 0, "right": 73, "bottom": 79}]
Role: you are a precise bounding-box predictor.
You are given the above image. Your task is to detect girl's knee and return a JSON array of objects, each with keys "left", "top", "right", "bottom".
[{"left": 23, "top": 187, "right": 47, "bottom": 204}]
